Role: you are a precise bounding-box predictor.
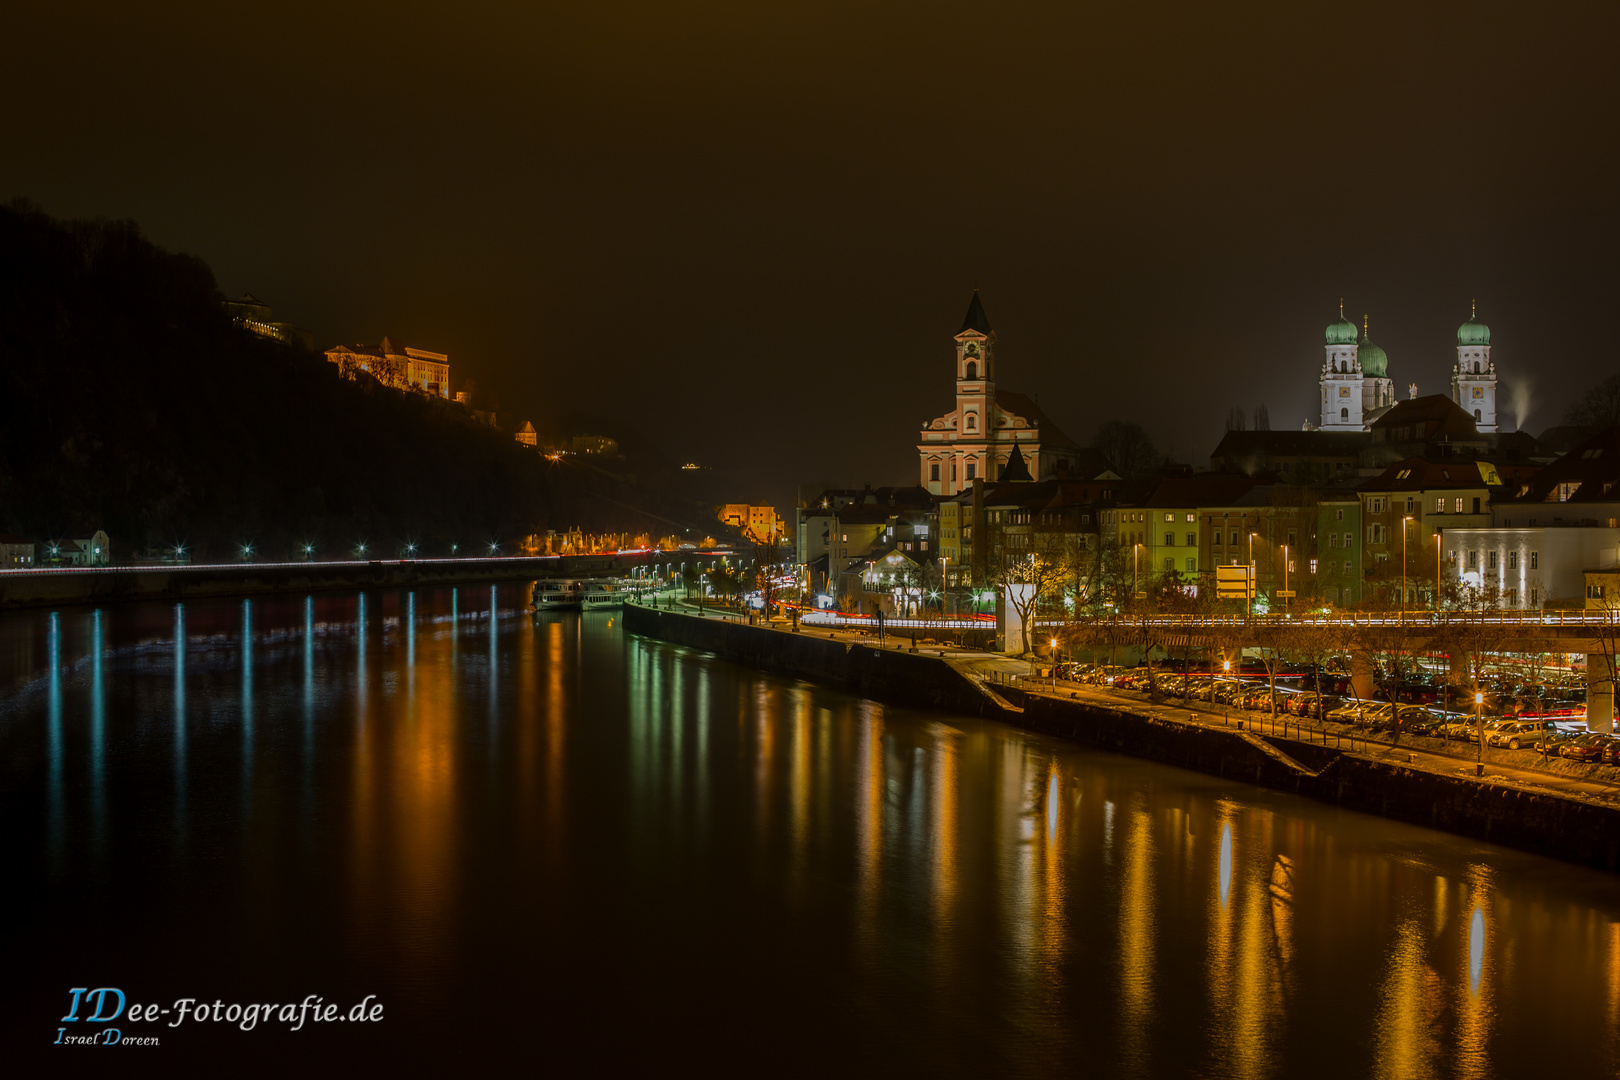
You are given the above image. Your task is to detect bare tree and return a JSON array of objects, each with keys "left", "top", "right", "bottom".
[
  {"left": 1226, "top": 406, "right": 1247, "bottom": 432},
  {"left": 989, "top": 531, "right": 1076, "bottom": 656},
  {"left": 1563, "top": 373, "right": 1620, "bottom": 436},
  {"left": 1094, "top": 420, "right": 1159, "bottom": 478},
  {"left": 1253, "top": 403, "right": 1271, "bottom": 431}
]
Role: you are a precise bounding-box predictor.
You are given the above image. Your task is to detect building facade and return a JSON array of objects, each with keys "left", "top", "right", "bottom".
[
  {"left": 326, "top": 336, "right": 451, "bottom": 397},
  {"left": 1451, "top": 303, "right": 1498, "bottom": 433}
]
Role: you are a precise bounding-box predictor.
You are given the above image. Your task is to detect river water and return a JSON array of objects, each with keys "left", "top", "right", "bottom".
[{"left": 3, "top": 584, "right": 1620, "bottom": 1077}]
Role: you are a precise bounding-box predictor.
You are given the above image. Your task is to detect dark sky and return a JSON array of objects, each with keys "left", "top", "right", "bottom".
[{"left": 5, "top": 2, "right": 1617, "bottom": 509}]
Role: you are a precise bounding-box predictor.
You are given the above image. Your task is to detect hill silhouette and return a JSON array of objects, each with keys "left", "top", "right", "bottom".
[{"left": 0, "top": 200, "right": 722, "bottom": 559}]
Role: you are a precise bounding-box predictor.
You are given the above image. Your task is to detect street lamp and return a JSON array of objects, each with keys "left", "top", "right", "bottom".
[
  {"left": 1282, "top": 542, "right": 1290, "bottom": 613},
  {"left": 1223, "top": 657, "right": 1232, "bottom": 723},
  {"left": 1247, "top": 532, "right": 1259, "bottom": 618},
  {"left": 1435, "top": 532, "right": 1443, "bottom": 614},
  {"left": 1401, "top": 515, "right": 1413, "bottom": 623},
  {"left": 303, "top": 544, "right": 313, "bottom": 561},
  {"left": 1475, "top": 690, "right": 1485, "bottom": 776}
]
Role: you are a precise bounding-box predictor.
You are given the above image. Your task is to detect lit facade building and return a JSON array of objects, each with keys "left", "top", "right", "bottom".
[
  {"left": 224, "top": 294, "right": 313, "bottom": 350},
  {"left": 325, "top": 336, "right": 450, "bottom": 397},
  {"left": 718, "top": 504, "right": 785, "bottom": 545},
  {"left": 515, "top": 421, "right": 538, "bottom": 447},
  {"left": 918, "top": 292, "right": 1083, "bottom": 495}
]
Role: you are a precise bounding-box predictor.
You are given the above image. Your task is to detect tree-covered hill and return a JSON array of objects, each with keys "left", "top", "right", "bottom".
[{"left": 0, "top": 200, "right": 716, "bottom": 559}]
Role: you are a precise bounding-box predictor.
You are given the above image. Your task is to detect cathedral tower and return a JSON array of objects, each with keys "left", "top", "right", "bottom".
[
  {"left": 1319, "top": 301, "right": 1364, "bottom": 429},
  {"left": 1451, "top": 301, "right": 1497, "bottom": 432}
]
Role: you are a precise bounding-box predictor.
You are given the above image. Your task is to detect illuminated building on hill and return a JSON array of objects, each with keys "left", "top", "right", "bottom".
[{"left": 325, "top": 336, "right": 450, "bottom": 397}]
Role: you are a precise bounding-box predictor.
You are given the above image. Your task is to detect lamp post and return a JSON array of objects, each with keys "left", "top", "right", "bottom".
[
  {"left": 1247, "top": 531, "right": 1258, "bottom": 618},
  {"left": 939, "top": 555, "right": 950, "bottom": 617},
  {"left": 1223, "top": 657, "right": 1232, "bottom": 725},
  {"left": 1435, "top": 532, "right": 1443, "bottom": 614},
  {"left": 1475, "top": 690, "right": 1485, "bottom": 776},
  {"left": 1132, "top": 543, "right": 1142, "bottom": 609},
  {"left": 1282, "top": 543, "right": 1290, "bottom": 613},
  {"left": 1401, "top": 515, "right": 1413, "bottom": 624}
]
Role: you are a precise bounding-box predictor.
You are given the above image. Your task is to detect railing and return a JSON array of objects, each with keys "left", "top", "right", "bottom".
[{"left": 1030, "top": 610, "right": 1620, "bottom": 631}]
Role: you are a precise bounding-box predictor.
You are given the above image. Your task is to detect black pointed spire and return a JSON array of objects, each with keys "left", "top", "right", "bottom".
[
  {"left": 1000, "top": 443, "right": 1032, "bottom": 482},
  {"left": 958, "top": 290, "right": 992, "bottom": 335}
]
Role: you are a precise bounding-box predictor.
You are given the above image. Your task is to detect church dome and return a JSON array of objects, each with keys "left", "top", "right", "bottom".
[
  {"left": 1358, "top": 319, "right": 1388, "bottom": 377},
  {"left": 1457, "top": 307, "right": 1491, "bottom": 346},
  {"left": 1325, "top": 306, "right": 1358, "bottom": 345}
]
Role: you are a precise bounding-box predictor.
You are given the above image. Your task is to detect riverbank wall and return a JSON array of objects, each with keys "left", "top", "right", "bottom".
[
  {"left": 627, "top": 602, "right": 1620, "bottom": 873},
  {"left": 622, "top": 603, "right": 1012, "bottom": 717}
]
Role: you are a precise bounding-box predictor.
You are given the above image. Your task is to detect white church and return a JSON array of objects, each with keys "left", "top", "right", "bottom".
[{"left": 1309, "top": 301, "right": 1498, "bottom": 433}]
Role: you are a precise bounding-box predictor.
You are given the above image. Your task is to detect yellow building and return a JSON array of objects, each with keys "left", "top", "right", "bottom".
[
  {"left": 718, "top": 504, "right": 785, "bottom": 545},
  {"left": 515, "top": 421, "right": 538, "bottom": 447},
  {"left": 326, "top": 336, "right": 450, "bottom": 397}
]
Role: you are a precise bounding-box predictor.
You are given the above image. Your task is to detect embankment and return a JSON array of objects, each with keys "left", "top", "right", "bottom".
[
  {"left": 628, "top": 602, "right": 1620, "bottom": 873},
  {"left": 622, "top": 603, "right": 1011, "bottom": 717}
]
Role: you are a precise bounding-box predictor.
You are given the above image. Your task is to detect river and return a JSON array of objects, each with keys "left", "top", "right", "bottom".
[{"left": 3, "top": 584, "right": 1619, "bottom": 1077}]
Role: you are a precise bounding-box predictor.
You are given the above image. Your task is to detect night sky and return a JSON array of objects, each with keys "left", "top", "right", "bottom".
[{"left": 5, "top": 2, "right": 1617, "bottom": 507}]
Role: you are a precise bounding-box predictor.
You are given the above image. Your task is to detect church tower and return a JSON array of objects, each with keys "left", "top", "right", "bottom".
[
  {"left": 1451, "top": 301, "right": 1497, "bottom": 432},
  {"left": 1319, "top": 301, "right": 1364, "bottom": 429},
  {"left": 954, "top": 290, "right": 995, "bottom": 446}
]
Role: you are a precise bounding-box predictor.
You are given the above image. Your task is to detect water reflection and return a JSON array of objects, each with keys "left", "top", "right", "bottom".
[
  {"left": 47, "top": 611, "right": 62, "bottom": 864},
  {"left": 89, "top": 609, "right": 104, "bottom": 856},
  {"left": 174, "top": 604, "right": 187, "bottom": 847},
  {"left": 241, "top": 600, "right": 253, "bottom": 807},
  {"left": 7, "top": 590, "right": 1620, "bottom": 1077}
]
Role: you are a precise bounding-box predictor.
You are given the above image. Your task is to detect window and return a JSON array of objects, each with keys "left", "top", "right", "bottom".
[
  {"left": 1468, "top": 550, "right": 1478, "bottom": 569},
  {"left": 1454, "top": 497, "right": 1463, "bottom": 513},
  {"left": 1530, "top": 552, "right": 1539, "bottom": 570},
  {"left": 1286, "top": 529, "right": 1297, "bottom": 548},
  {"left": 964, "top": 361, "right": 976, "bottom": 379},
  {"left": 1163, "top": 512, "right": 1174, "bottom": 522},
  {"left": 1344, "top": 532, "right": 1353, "bottom": 548},
  {"left": 1370, "top": 524, "right": 1384, "bottom": 544},
  {"left": 1164, "top": 533, "right": 1176, "bottom": 546},
  {"left": 1163, "top": 558, "right": 1174, "bottom": 572},
  {"left": 1186, "top": 557, "right": 1197, "bottom": 573},
  {"left": 1288, "top": 559, "right": 1296, "bottom": 573},
  {"left": 966, "top": 414, "right": 977, "bottom": 431},
  {"left": 1310, "top": 558, "right": 1318, "bottom": 573},
  {"left": 1335, "top": 509, "right": 1344, "bottom": 521},
  {"left": 1509, "top": 552, "right": 1518, "bottom": 570},
  {"left": 1186, "top": 513, "right": 1196, "bottom": 523},
  {"left": 952, "top": 462, "right": 958, "bottom": 481},
  {"left": 930, "top": 464, "right": 939, "bottom": 482},
  {"left": 1186, "top": 533, "right": 1197, "bottom": 546},
  {"left": 1405, "top": 497, "right": 1414, "bottom": 513},
  {"left": 966, "top": 462, "right": 976, "bottom": 480},
  {"left": 1229, "top": 530, "right": 1239, "bottom": 545},
  {"left": 1329, "top": 534, "right": 1339, "bottom": 548},
  {"left": 1488, "top": 551, "right": 1498, "bottom": 570},
  {"left": 1589, "top": 584, "right": 1607, "bottom": 600},
  {"left": 1341, "top": 407, "right": 1349, "bottom": 420},
  {"left": 1436, "top": 497, "right": 1445, "bottom": 513},
  {"left": 1473, "top": 497, "right": 1481, "bottom": 514}
]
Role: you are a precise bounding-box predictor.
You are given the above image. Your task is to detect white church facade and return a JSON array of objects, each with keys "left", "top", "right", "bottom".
[
  {"left": 1309, "top": 302, "right": 1497, "bottom": 433},
  {"left": 917, "top": 292, "right": 1084, "bottom": 496}
]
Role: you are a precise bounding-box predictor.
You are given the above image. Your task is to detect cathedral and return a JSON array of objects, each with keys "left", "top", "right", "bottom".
[
  {"left": 1310, "top": 302, "right": 1497, "bottom": 433},
  {"left": 917, "top": 292, "right": 1083, "bottom": 496}
]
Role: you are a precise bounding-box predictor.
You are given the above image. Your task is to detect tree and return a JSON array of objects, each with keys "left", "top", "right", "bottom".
[
  {"left": 1226, "top": 407, "right": 1247, "bottom": 432},
  {"left": 1562, "top": 373, "right": 1620, "bottom": 437},
  {"left": 988, "top": 531, "right": 1077, "bottom": 656},
  {"left": 1094, "top": 420, "right": 1159, "bottom": 478},
  {"left": 1253, "top": 403, "right": 1271, "bottom": 431}
]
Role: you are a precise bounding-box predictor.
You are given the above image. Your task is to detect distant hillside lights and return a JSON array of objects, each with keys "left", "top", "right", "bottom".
[{"left": 326, "top": 336, "right": 451, "bottom": 397}]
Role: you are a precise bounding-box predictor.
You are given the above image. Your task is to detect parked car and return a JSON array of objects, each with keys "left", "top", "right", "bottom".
[
  {"left": 1532, "top": 728, "right": 1583, "bottom": 756},
  {"left": 1562, "top": 733, "right": 1613, "bottom": 762},
  {"left": 1406, "top": 712, "right": 1450, "bottom": 738},
  {"left": 1486, "top": 719, "right": 1552, "bottom": 750}
]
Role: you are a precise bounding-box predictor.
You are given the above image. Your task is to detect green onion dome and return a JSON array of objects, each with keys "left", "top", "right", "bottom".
[
  {"left": 1326, "top": 305, "right": 1359, "bottom": 346},
  {"left": 1358, "top": 327, "right": 1388, "bottom": 378},
  {"left": 1457, "top": 303, "right": 1490, "bottom": 346}
]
